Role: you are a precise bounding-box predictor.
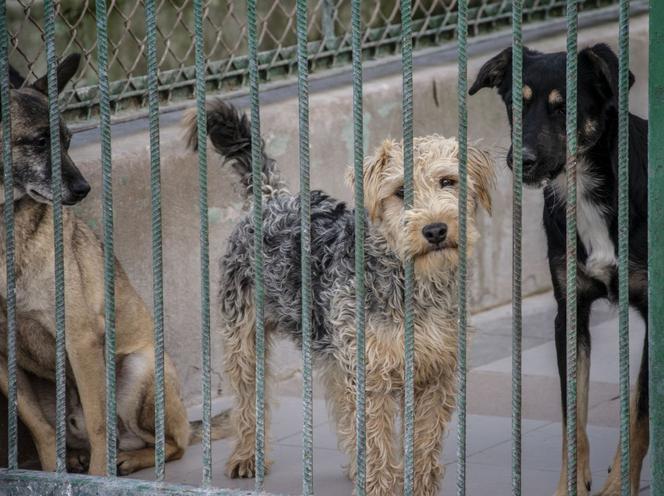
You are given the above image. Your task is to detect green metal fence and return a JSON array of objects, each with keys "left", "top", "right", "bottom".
[
  {"left": 0, "top": 0, "right": 661, "bottom": 495},
  {"left": 5, "top": 0, "right": 630, "bottom": 122}
]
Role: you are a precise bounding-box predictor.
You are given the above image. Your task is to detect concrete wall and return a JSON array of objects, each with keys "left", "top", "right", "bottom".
[{"left": 67, "top": 14, "right": 649, "bottom": 405}]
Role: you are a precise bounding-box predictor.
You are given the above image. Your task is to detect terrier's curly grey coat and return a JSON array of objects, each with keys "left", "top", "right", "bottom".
[{"left": 186, "top": 100, "right": 495, "bottom": 495}]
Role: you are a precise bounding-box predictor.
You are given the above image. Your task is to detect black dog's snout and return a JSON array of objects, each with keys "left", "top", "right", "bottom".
[
  {"left": 522, "top": 148, "right": 537, "bottom": 170},
  {"left": 422, "top": 223, "right": 448, "bottom": 245},
  {"left": 71, "top": 179, "right": 91, "bottom": 199}
]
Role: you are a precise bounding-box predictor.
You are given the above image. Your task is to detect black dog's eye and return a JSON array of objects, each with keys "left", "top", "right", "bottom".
[
  {"left": 394, "top": 186, "right": 404, "bottom": 200},
  {"left": 35, "top": 136, "right": 48, "bottom": 148},
  {"left": 440, "top": 178, "right": 456, "bottom": 188}
]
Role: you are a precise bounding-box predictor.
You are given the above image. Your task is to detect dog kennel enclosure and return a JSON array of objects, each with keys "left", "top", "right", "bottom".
[{"left": 0, "top": 0, "right": 660, "bottom": 495}]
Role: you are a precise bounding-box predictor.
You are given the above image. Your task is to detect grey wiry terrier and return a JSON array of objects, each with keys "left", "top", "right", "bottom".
[{"left": 186, "top": 101, "right": 494, "bottom": 495}]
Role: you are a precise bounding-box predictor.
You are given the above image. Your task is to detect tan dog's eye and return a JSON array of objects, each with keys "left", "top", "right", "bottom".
[
  {"left": 440, "top": 178, "right": 456, "bottom": 188},
  {"left": 394, "top": 186, "right": 404, "bottom": 200}
]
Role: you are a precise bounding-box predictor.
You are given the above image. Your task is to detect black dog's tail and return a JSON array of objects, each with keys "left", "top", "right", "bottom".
[{"left": 184, "top": 99, "right": 284, "bottom": 198}]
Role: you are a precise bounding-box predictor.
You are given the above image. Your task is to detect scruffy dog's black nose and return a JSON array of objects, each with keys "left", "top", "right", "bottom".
[{"left": 422, "top": 223, "right": 448, "bottom": 245}]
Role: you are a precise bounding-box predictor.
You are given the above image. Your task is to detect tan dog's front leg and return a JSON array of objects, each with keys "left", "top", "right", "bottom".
[
  {"left": 413, "top": 380, "right": 455, "bottom": 496},
  {"left": 0, "top": 354, "right": 57, "bottom": 471},
  {"left": 66, "top": 327, "right": 107, "bottom": 475}
]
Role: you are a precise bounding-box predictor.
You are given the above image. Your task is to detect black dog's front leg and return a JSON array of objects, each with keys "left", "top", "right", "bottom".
[
  {"left": 597, "top": 305, "right": 649, "bottom": 496},
  {"left": 553, "top": 293, "right": 593, "bottom": 496}
]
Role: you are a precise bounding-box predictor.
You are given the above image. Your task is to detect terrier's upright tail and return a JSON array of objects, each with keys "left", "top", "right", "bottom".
[{"left": 184, "top": 99, "right": 284, "bottom": 197}]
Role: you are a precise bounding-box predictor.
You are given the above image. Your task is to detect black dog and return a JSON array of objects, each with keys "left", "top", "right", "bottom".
[{"left": 470, "top": 44, "right": 648, "bottom": 495}]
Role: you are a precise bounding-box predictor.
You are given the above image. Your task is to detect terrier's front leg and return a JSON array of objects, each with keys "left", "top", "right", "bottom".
[
  {"left": 412, "top": 380, "right": 455, "bottom": 496},
  {"left": 364, "top": 390, "right": 402, "bottom": 496}
]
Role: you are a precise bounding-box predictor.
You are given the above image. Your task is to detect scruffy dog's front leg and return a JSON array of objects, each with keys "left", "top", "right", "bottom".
[
  {"left": 222, "top": 307, "right": 272, "bottom": 479},
  {"left": 364, "top": 390, "right": 402, "bottom": 495},
  {"left": 413, "top": 379, "right": 455, "bottom": 496}
]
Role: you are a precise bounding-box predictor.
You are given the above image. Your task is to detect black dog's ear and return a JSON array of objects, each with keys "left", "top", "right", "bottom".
[
  {"left": 469, "top": 47, "right": 512, "bottom": 95},
  {"left": 8, "top": 65, "right": 25, "bottom": 89},
  {"left": 579, "top": 43, "right": 635, "bottom": 103},
  {"left": 32, "top": 53, "right": 81, "bottom": 95}
]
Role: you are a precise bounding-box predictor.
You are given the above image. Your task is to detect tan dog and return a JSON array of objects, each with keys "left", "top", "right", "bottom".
[{"left": 0, "top": 56, "right": 194, "bottom": 475}]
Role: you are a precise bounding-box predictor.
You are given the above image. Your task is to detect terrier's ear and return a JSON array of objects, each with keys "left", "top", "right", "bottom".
[
  {"left": 467, "top": 145, "right": 495, "bottom": 214},
  {"left": 362, "top": 139, "right": 398, "bottom": 222}
]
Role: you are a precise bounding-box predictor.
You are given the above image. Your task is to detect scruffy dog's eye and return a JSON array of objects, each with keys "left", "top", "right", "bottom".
[
  {"left": 394, "top": 186, "right": 404, "bottom": 200},
  {"left": 440, "top": 178, "right": 456, "bottom": 188}
]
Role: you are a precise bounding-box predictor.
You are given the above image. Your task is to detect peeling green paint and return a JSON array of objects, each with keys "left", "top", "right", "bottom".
[
  {"left": 266, "top": 133, "right": 290, "bottom": 157},
  {"left": 377, "top": 101, "right": 398, "bottom": 118},
  {"left": 207, "top": 207, "right": 222, "bottom": 224},
  {"left": 87, "top": 218, "right": 98, "bottom": 230}
]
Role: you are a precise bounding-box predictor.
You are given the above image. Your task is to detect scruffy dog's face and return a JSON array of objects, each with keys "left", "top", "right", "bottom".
[
  {"left": 469, "top": 43, "right": 634, "bottom": 187},
  {"left": 359, "top": 136, "right": 494, "bottom": 275}
]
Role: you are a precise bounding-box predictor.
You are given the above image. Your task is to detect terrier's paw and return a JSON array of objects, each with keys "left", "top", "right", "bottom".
[{"left": 225, "top": 454, "right": 271, "bottom": 479}]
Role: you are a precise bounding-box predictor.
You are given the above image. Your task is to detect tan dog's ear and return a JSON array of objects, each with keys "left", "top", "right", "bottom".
[
  {"left": 467, "top": 146, "right": 495, "bottom": 215},
  {"left": 361, "top": 140, "right": 398, "bottom": 222}
]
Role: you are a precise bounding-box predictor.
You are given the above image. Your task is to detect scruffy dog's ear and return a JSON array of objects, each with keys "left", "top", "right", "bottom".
[
  {"left": 32, "top": 53, "right": 81, "bottom": 95},
  {"left": 579, "top": 43, "right": 635, "bottom": 105},
  {"left": 467, "top": 145, "right": 495, "bottom": 215},
  {"left": 359, "top": 139, "right": 398, "bottom": 222},
  {"left": 469, "top": 47, "right": 512, "bottom": 95}
]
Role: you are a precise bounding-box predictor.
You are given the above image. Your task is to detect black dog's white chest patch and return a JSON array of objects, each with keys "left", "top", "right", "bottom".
[{"left": 550, "top": 161, "right": 617, "bottom": 284}]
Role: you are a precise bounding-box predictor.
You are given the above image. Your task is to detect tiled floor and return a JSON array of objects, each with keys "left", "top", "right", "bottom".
[{"left": 132, "top": 292, "right": 652, "bottom": 495}]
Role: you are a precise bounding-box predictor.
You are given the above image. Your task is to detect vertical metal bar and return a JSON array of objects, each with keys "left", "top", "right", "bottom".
[
  {"left": 617, "top": 0, "right": 630, "bottom": 494},
  {"left": 95, "top": 0, "right": 117, "bottom": 476},
  {"left": 511, "top": 0, "right": 523, "bottom": 494},
  {"left": 401, "top": 0, "right": 415, "bottom": 492},
  {"left": 296, "top": 0, "right": 313, "bottom": 494},
  {"left": 246, "top": 0, "right": 266, "bottom": 489},
  {"left": 145, "top": 0, "right": 166, "bottom": 480},
  {"left": 649, "top": 0, "right": 664, "bottom": 492},
  {"left": 351, "top": 0, "right": 366, "bottom": 493},
  {"left": 193, "top": 0, "right": 212, "bottom": 486},
  {"left": 565, "top": 0, "right": 578, "bottom": 494},
  {"left": 456, "top": 0, "right": 469, "bottom": 494},
  {"left": 0, "top": 0, "right": 17, "bottom": 472},
  {"left": 43, "top": 0, "right": 68, "bottom": 475}
]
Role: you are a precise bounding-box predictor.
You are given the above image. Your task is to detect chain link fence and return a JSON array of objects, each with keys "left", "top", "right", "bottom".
[{"left": 8, "top": 0, "right": 621, "bottom": 122}]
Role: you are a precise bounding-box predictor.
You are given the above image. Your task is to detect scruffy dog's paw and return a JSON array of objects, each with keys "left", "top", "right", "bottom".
[{"left": 225, "top": 454, "right": 271, "bottom": 479}]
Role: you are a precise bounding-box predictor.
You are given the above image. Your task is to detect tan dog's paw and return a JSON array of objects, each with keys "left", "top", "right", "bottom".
[
  {"left": 593, "top": 473, "right": 627, "bottom": 496},
  {"left": 553, "top": 479, "right": 591, "bottom": 496},
  {"left": 116, "top": 451, "right": 143, "bottom": 476},
  {"left": 67, "top": 450, "right": 89, "bottom": 473}
]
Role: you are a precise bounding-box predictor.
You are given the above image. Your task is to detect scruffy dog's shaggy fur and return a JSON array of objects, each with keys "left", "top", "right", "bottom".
[{"left": 187, "top": 100, "right": 494, "bottom": 495}]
